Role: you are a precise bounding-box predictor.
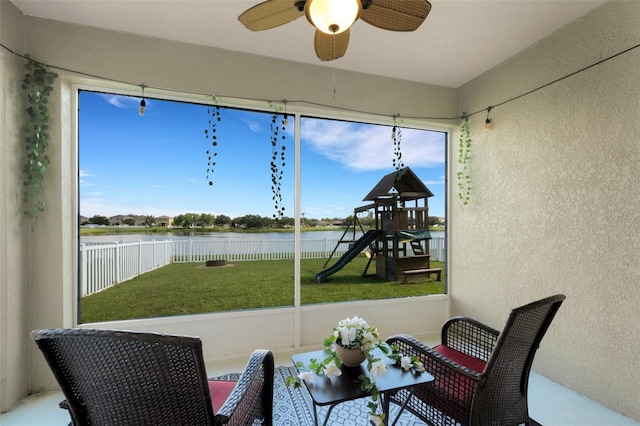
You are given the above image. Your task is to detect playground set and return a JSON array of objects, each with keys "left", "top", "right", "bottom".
[{"left": 316, "top": 167, "right": 442, "bottom": 283}]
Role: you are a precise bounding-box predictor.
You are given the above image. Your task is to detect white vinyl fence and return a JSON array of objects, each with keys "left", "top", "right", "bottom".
[
  {"left": 79, "top": 237, "right": 445, "bottom": 297},
  {"left": 80, "top": 241, "right": 173, "bottom": 297}
]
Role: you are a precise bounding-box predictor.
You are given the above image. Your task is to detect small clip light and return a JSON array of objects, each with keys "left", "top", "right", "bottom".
[
  {"left": 391, "top": 114, "right": 399, "bottom": 140},
  {"left": 283, "top": 100, "right": 288, "bottom": 126},
  {"left": 139, "top": 84, "right": 146, "bottom": 116},
  {"left": 485, "top": 106, "right": 493, "bottom": 131}
]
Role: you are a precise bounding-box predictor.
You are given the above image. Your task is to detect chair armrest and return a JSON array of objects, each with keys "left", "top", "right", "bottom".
[
  {"left": 58, "top": 400, "right": 75, "bottom": 426},
  {"left": 214, "top": 349, "right": 274, "bottom": 426},
  {"left": 442, "top": 317, "right": 500, "bottom": 362},
  {"left": 387, "top": 334, "right": 482, "bottom": 380}
]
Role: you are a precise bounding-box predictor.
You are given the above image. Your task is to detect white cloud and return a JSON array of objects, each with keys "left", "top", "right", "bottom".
[
  {"left": 79, "top": 169, "right": 96, "bottom": 186},
  {"left": 236, "top": 114, "right": 263, "bottom": 133},
  {"left": 99, "top": 93, "right": 145, "bottom": 111},
  {"left": 303, "top": 202, "right": 352, "bottom": 219},
  {"left": 302, "top": 120, "right": 444, "bottom": 172},
  {"left": 80, "top": 197, "right": 179, "bottom": 218}
]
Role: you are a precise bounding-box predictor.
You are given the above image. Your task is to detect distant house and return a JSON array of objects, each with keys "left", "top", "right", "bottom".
[
  {"left": 109, "top": 215, "right": 146, "bottom": 226},
  {"left": 108, "top": 215, "right": 125, "bottom": 226},
  {"left": 155, "top": 216, "right": 173, "bottom": 227},
  {"left": 133, "top": 216, "right": 147, "bottom": 226}
]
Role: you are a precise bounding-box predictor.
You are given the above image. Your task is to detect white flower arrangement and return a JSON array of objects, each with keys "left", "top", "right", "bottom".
[
  {"left": 286, "top": 316, "right": 425, "bottom": 425},
  {"left": 333, "top": 315, "right": 379, "bottom": 350}
]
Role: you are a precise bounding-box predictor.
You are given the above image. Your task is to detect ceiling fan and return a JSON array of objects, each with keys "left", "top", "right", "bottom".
[{"left": 238, "top": 0, "right": 432, "bottom": 61}]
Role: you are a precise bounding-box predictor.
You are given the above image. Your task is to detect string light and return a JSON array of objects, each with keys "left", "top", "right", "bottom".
[
  {"left": 391, "top": 113, "right": 400, "bottom": 139},
  {"left": 1, "top": 41, "right": 637, "bottom": 123},
  {"left": 484, "top": 106, "right": 493, "bottom": 131},
  {"left": 283, "top": 100, "right": 288, "bottom": 126},
  {"left": 138, "top": 84, "right": 146, "bottom": 116}
]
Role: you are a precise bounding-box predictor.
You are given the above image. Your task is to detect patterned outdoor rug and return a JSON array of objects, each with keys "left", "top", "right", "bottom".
[
  {"left": 272, "top": 366, "right": 425, "bottom": 426},
  {"left": 214, "top": 366, "right": 424, "bottom": 425},
  {"left": 218, "top": 366, "right": 542, "bottom": 426}
]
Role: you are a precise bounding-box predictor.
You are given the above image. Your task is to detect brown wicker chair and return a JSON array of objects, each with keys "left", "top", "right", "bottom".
[
  {"left": 386, "top": 294, "right": 565, "bottom": 426},
  {"left": 31, "top": 328, "right": 274, "bottom": 426}
]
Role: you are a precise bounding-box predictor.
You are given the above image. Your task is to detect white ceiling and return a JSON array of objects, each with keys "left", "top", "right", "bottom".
[{"left": 11, "top": 0, "right": 605, "bottom": 88}]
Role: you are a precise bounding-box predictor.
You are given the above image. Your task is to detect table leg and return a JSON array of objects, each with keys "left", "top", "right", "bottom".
[
  {"left": 322, "top": 404, "right": 339, "bottom": 426},
  {"left": 313, "top": 402, "right": 340, "bottom": 426},
  {"left": 382, "top": 391, "right": 391, "bottom": 425},
  {"left": 383, "top": 388, "right": 417, "bottom": 426},
  {"left": 313, "top": 404, "right": 319, "bottom": 426}
]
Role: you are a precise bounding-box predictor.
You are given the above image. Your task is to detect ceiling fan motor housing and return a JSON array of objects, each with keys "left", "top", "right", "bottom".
[{"left": 305, "top": 0, "right": 363, "bottom": 34}]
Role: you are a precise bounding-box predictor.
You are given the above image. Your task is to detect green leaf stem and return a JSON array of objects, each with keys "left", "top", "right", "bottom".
[
  {"left": 457, "top": 114, "right": 472, "bottom": 205},
  {"left": 269, "top": 102, "right": 287, "bottom": 221},
  {"left": 22, "top": 54, "right": 57, "bottom": 224},
  {"left": 204, "top": 95, "right": 221, "bottom": 186}
]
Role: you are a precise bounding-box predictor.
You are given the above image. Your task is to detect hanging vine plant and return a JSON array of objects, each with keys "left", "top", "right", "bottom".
[
  {"left": 21, "top": 54, "right": 58, "bottom": 223},
  {"left": 269, "top": 102, "right": 288, "bottom": 221},
  {"left": 392, "top": 115, "right": 405, "bottom": 193},
  {"left": 204, "top": 95, "right": 221, "bottom": 186},
  {"left": 457, "top": 114, "right": 472, "bottom": 205}
]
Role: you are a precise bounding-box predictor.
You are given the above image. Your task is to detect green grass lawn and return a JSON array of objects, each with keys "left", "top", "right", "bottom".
[{"left": 80, "top": 255, "right": 445, "bottom": 323}]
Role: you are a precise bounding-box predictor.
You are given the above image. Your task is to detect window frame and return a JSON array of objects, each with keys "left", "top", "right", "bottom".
[{"left": 74, "top": 84, "right": 450, "bottom": 323}]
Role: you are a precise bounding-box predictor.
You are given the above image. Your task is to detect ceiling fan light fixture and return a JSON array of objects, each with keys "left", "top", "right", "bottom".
[{"left": 305, "top": 0, "right": 362, "bottom": 35}]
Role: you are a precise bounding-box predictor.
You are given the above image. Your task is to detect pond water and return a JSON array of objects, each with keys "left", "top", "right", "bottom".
[{"left": 81, "top": 229, "right": 445, "bottom": 243}]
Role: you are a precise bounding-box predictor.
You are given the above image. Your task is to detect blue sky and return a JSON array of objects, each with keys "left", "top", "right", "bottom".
[{"left": 79, "top": 91, "right": 446, "bottom": 220}]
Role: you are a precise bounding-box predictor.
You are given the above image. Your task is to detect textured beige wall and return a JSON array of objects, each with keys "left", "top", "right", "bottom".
[
  {"left": 23, "top": 16, "right": 458, "bottom": 124},
  {"left": 453, "top": 1, "right": 640, "bottom": 420},
  {"left": 0, "top": 0, "right": 30, "bottom": 413}
]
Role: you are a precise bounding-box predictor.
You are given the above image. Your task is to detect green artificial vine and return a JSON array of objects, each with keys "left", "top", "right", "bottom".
[
  {"left": 269, "top": 102, "right": 288, "bottom": 221},
  {"left": 392, "top": 115, "right": 405, "bottom": 192},
  {"left": 204, "top": 95, "right": 221, "bottom": 186},
  {"left": 22, "top": 54, "right": 58, "bottom": 223},
  {"left": 457, "top": 114, "right": 472, "bottom": 205}
]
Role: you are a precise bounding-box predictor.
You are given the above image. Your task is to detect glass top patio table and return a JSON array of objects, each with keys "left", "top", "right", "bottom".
[{"left": 292, "top": 349, "right": 434, "bottom": 426}]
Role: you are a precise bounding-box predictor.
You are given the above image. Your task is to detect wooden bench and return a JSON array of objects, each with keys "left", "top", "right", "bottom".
[{"left": 402, "top": 268, "right": 442, "bottom": 283}]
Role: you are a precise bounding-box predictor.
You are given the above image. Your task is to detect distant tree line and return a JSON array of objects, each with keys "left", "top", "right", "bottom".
[
  {"left": 84, "top": 213, "right": 443, "bottom": 229},
  {"left": 83, "top": 214, "right": 156, "bottom": 227}
]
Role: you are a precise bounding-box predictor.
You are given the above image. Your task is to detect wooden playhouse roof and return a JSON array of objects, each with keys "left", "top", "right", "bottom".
[{"left": 363, "top": 167, "right": 434, "bottom": 201}]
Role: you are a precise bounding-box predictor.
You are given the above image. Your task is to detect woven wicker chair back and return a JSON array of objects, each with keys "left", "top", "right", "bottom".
[
  {"left": 31, "top": 328, "right": 216, "bottom": 426},
  {"left": 471, "top": 294, "right": 566, "bottom": 425}
]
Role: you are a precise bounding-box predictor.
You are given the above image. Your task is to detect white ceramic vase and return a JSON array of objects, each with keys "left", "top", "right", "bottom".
[{"left": 335, "top": 344, "right": 366, "bottom": 367}]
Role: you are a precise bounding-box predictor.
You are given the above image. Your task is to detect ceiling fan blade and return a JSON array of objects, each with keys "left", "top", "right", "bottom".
[
  {"left": 314, "top": 29, "right": 350, "bottom": 61},
  {"left": 361, "top": 0, "right": 431, "bottom": 32},
  {"left": 238, "top": 0, "right": 305, "bottom": 31}
]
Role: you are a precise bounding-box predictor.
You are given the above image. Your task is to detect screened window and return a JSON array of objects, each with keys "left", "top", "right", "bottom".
[{"left": 78, "top": 90, "right": 446, "bottom": 323}]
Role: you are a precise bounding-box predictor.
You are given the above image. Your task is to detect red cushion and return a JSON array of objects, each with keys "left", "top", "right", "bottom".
[
  {"left": 208, "top": 380, "right": 236, "bottom": 412},
  {"left": 434, "top": 345, "right": 487, "bottom": 373},
  {"left": 423, "top": 345, "right": 487, "bottom": 422}
]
